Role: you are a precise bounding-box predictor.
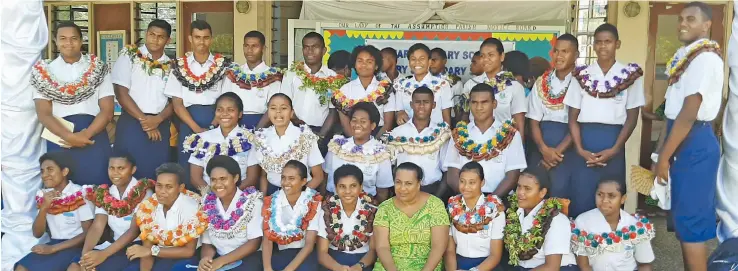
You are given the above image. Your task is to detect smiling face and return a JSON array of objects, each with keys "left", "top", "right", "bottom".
[
  {"left": 553, "top": 39, "right": 578, "bottom": 71},
  {"left": 336, "top": 175, "right": 362, "bottom": 208},
  {"left": 409, "top": 49, "right": 430, "bottom": 77},
  {"left": 280, "top": 166, "right": 307, "bottom": 196},
  {"left": 41, "top": 160, "right": 68, "bottom": 190},
  {"left": 516, "top": 174, "right": 547, "bottom": 210},
  {"left": 355, "top": 51, "right": 378, "bottom": 78},
  {"left": 302, "top": 36, "right": 326, "bottom": 66},
  {"left": 267, "top": 95, "right": 293, "bottom": 128},
  {"left": 108, "top": 157, "right": 136, "bottom": 188},
  {"left": 154, "top": 173, "right": 183, "bottom": 208},
  {"left": 189, "top": 28, "right": 212, "bottom": 54},
  {"left": 678, "top": 6, "right": 711, "bottom": 44},
  {"left": 350, "top": 109, "right": 376, "bottom": 141},
  {"left": 243, "top": 37, "right": 264, "bottom": 64},
  {"left": 55, "top": 26, "right": 82, "bottom": 60},
  {"left": 216, "top": 97, "right": 241, "bottom": 130},
  {"left": 480, "top": 44, "right": 504, "bottom": 74},
  {"left": 209, "top": 167, "right": 238, "bottom": 199},
  {"left": 394, "top": 169, "right": 421, "bottom": 202}
]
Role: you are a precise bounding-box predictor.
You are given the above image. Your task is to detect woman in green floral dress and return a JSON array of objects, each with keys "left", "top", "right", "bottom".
[{"left": 373, "top": 162, "right": 449, "bottom": 271}]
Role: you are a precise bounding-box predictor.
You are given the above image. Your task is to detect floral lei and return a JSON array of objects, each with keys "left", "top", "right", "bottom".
[
  {"left": 203, "top": 186, "right": 263, "bottom": 239},
  {"left": 573, "top": 63, "right": 643, "bottom": 99},
  {"left": 226, "top": 63, "right": 284, "bottom": 90},
  {"left": 394, "top": 75, "right": 448, "bottom": 96},
  {"left": 452, "top": 120, "right": 517, "bottom": 161},
  {"left": 570, "top": 214, "right": 655, "bottom": 256},
  {"left": 289, "top": 61, "right": 349, "bottom": 106},
  {"left": 438, "top": 72, "right": 461, "bottom": 85},
  {"left": 135, "top": 188, "right": 208, "bottom": 247},
  {"left": 666, "top": 39, "right": 721, "bottom": 86},
  {"left": 262, "top": 188, "right": 323, "bottom": 245},
  {"left": 171, "top": 52, "right": 231, "bottom": 93},
  {"left": 121, "top": 45, "right": 171, "bottom": 79},
  {"left": 486, "top": 71, "right": 515, "bottom": 94},
  {"left": 31, "top": 54, "right": 110, "bottom": 105},
  {"left": 182, "top": 129, "right": 252, "bottom": 160},
  {"left": 504, "top": 194, "right": 564, "bottom": 266},
  {"left": 35, "top": 188, "right": 87, "bottom": 215},
  {"left": 448, "top": 194, "right": 504, "bottom": 234},
  {"left": 327, "top": 135, "right": 393, "bottom": 164},
  {"left": 323, "top": 193, "right": 376, "bottom": 251},
  {"left": 84, "top": 178, "right": 154, "bottom": 218},
  {"left": 383, "top": 122, "right": 451, "bottom": 155},
  {"left": 536, "top": 69, "right": 571, "bottom": 110},
  {"left": 245, "top": 125, "right": 319, "bottom": 174},
  {"left": 331, "top": 79, "right": 393, "bottom": 115}
]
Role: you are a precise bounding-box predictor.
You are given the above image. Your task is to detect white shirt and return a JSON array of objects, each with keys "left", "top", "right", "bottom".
[
  {"left": 331, "top": 77, "right": 399, "bottom": 127},
  {"left": 280, "top": 63, "right": 337, "bottom": 127},
  {"left": 272, "top": 190, "right": 323, "bottom": 250},
  {"left": 463, "top": 72, "right": 527, "bottom": 123},
  {"left": 574, "top": 209, "right": 655, "bottom": 271},
  {"left": 188, "top": 126, "right": 251, "bottom": 185},
  {"left": 94, "top": 178, "right": 154, "bottom": 241},
  {"left": 389, "top": 121, "right": 448, "bottom": 186},
  {"left": 526, "top": 72, "right": 572, "bottom": 124},
  {"left": 443, "top": 120, "right": 527, "bottom": 193},
  {"left": 563, "top": 62, "right": 645, "bottom": 125},
  {"left": 449, "top": 196, "right": 506, "bottom": 258},
  {"left": 317, "top": 199, "right": 372, "bottom": 254},
  {"left": 163, "top": 53, "right": 226, "bottom": 107},
  {"left": 323, "top": 137, "right": 394, "bottom": 196},
  {"left": 517, "top": 201, "right": 577, "bottom": 269},
  {"left": 664, "top": 41, "right": 724, "bottom": 121},
  {"left": 225, "top": 61, "right": 281, "bottom": 114},
  {"left": 32, "top": 56, "right": 115, "bottom": 118},
  {"left": 111, "top": 45, "right": 170, "bottom": 114},
  {"left": 152, "top": 192, "right": 201, "bottom": 248},
  {"left": 201, "top": 189, "right": 264, "bottom": 255},
  {"left": 247, "top": 123, "right": 324, "bottom": 187},
  {"left": 377, "top": 71, "right": 405, "bottom": 85},
  {"left": 36, "top": 181, "right": 95, "bottom": 240},
  {"left": 395, "top": 73, "right": 454, "bottom": 123}
]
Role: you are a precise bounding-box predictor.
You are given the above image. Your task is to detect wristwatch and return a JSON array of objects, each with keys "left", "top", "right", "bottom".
[
  {"left": 150, "top": 245, "right": 160, "bottom": 257},
  {"left": 357, "top": 262, "right": 366, "bottom": 269},
  {"left": 469, "top": 267, "right": 479, "bottom": 271}
]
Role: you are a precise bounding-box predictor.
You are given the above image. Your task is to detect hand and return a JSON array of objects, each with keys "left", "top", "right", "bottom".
[
  {"left": 139, "top": 115, "right": 163, "bottom": 132},
  {"left": 146, "top": 129, "right": 162, "bottom": 141},
  {"left": 349, "top": 264, "right": 362, "bottom": 271},
  {"left": 209, "top": 258, "right": 226, "bottom": 271},
  {"left": 61, "top": 131, "right": 94, "bottom": 148},
  {"left": 125, "top": 244, "right": 151, "bottom": 260},
  {"left": 80, "top": 250, "right": 108, "bottom": 270},
  {"left": 396, "top": 111, "right": 409, "bottom": 125},
  {"left": 198, "top": 257, "right": 213, "bottom": 271},
  {"left": 539, "top": 159, "right": 554, "bottom": 170},
  {"left": 211, "top": 117, "right": 219, "bottom": 128},
  {"left": 594, "top": 148, "right": 619, "bottom": 164},
  {"left": 540, "top": 146, "right": 564, "bottom": 168},
  {"left": 31, "top": 244, "right": 57, "bottom": 255},
  {"left": 655, "top": 159, "right": 670, "bottom": 185},
  {"left": 192, "top": 126, "right": 207, "bottom": 134},
  {"left": 40, "top": 190, "right": 61, "bottom": 210},
  {"left": 577, "top": 149, "right": 599, "bottom": 165}
]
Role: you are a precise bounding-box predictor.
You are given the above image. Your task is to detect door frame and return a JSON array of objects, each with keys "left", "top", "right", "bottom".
[{"left": 180, "top": 1, "right": 233, "bottom": 53}]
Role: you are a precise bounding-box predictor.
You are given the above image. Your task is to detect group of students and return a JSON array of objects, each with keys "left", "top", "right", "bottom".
[{"left": 21, "top": 1, "right": 724, "bottom": 270}]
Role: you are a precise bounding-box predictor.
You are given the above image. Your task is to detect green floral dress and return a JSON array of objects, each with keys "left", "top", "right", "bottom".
[{"left": 373, "top": 195, "right": 450, "bottom": 271}]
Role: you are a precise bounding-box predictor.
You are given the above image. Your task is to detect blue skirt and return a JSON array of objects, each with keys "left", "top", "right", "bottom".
[
  {"left": 518, "top": 265, "right": 579, "bottom": 271},
  {"left": 239, "top": 113, "right": 263, "bottom": 130},
  {"left": 272, "top": 248, "right": 318, "bottom": 271},
  {"left": 122, "top": 257, "right": 180, "bottom": 271},
  {"left": 569, "top": 123, "right": 625, "bottom": 218},
  {"left": 46, "top": 114, "right": 112, "bottom": 186},
  {"left": 667, "top": 119, "right": 720, "bottom": 243},
  {"left": 70, "top": 241, "right": 142, "bottom": 271},
  {"left": 528, "top": 121, "right": 575, "bottom": 200},
  {"left": 456, "top": 254, "right": 502, "bottom": 271},
  {"left": 171, "top": 251, "right": 262, "bottom": 271},
  {"left": 326, "top": 250, "right": 371, "bottom": 271},
  {"left": 177, "top": 105, "right": 215, "bottom": 190},
  {"left": 16, "top": 239, "right": 82, "bottom": 271},
  {"left": 114, "top": 111, "right": 171, "bottom": 180}
]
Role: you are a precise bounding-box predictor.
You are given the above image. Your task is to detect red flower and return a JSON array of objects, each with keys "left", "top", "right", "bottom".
[{"left": 103, "top": 195, "right": 113, "bottom": 203}]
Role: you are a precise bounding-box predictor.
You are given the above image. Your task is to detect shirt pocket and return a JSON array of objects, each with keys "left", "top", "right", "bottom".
[{"left": 62, "top": 211, "right": 79, "bottom": 225}]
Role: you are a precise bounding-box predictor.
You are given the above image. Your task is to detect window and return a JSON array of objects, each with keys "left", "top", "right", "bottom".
[
  {"left": 50, "top": 5, "right": 90, "bottom": 58},
  {"left": 574, "top": 0, "right": 608, "bottom": 65},
  {"left": 135, "top": 2, "right": 177, "bottom": 59}
]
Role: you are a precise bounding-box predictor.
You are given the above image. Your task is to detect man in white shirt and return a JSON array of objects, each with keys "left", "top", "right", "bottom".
[
  {"left": 430, "top": 48, "right": 463, "bottom": 98},
  {"left": 379, "top": 47, "right": 404, "bottom": 83}
]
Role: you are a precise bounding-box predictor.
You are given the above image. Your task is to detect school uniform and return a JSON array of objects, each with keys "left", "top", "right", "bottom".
[
  {"left": 33, "top": 55, "right": 114, "bottom": 186},
  {"left": 280, "top": 63, "right": 337, "bottom": 129},
  {"left": 572, "top": 209, "right": 655, "bottom": 271},
  {"left": 388, "top": 121, "right": 450, "bottom": 192},
  {"left": 225, "top": 61, "right": 281, "bottom": 129},
  {"left": 16, "top": 181, "right": 95, "bottom": 271},
  {"left": 268, "top": 190, "right": 322, "bottom": 271},
  {"left": 449, "top": 196, "right": 506, "bottom": 271},
  {"left": 463, "top": 71, "right": 528, "bottom": 123},
  {"left": 331, "top": 77, "right": 399, "bottom": 132},
  {"left": 516, "top": 200, "right": 578, "bottom": 270},
  {"left": 563, "top": 61, "right": 645, "bottom": 218},
  {"left": 323, "top": 136, "right": 393, "bottom": 196},
  {"left": 394, "top": 73, "right": 454, "bottom": 124},
  {"left": 111, "top": 45, "right": 171, "bottom": 180},
  {"left": 186, "top": 126, "right": 251, "bottom": 185},
  {"left": 377, "top": 71, "right": 405, "bottom": 84},
  {"left": 318, "top": 198, "right": 374, "bottom": 271},
  {"left": 663, "top": 40, "right": 722, "bottom": 243}
]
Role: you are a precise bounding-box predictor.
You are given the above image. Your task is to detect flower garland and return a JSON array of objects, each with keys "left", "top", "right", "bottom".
[
  {"left": 665, "top": 39, "right": 721, "bottom": 86},
  {"left": 383, "top": 122, "right": 452, "bottom": 155},
  {"left": 171, "top": 52, "right": 231, "bottom": 93},
  {"left": 120, "top": 45, "right": 171, "bottom": 78},
  {"left": 439, "top": 72, "right": 461, "bottom": 85},
  {"left": 84, "top": 178, "right": 154, "bottom": 218},
  {"left": 570, "top": 214, "right": 655, "bottom": 256},
  {"left": 226, "top": 63, "right": 284, "bottom": 90},
  {"left": 573, "top": 63, "right": 643, "bottom": 99},
  {"left": 331, "top": 79, "right": 393, "bottom": 115},
  {"left": 35, "top": 189, "right": 87, "bottom": 215},
  {"left": 536, "top": 69, "right": 570, "bottom": 110},
  {"left": 135, "top": 189, "right": 208, "bottom": 247},
  {"left": 262, "top": 189, "right": 323, "bottom": 245},
  {"left": 504, "top": 194, "right": 564, "bottom": 266},
  {"left": 246, "top": 125, "right": 319, "bottom": 174},
  {"left": 486, "top": 71, "right": 515, "bottom": 94},
  {"left": 327, "top": 135, "right": 393, "bottom": 164},
  {"left": 322, "top": 193, "right": 376, "bottom": 251},
  {"left": 448, "top": 194, "right": 504, "bottom": 234},
  {"left": 289, "top": 61, "right": 349, "bottom": 106},
  {"left": 182, "top": 129, "right": 252, "bottom": 160},
  {"left": 394, "top": 75, "right": 449, "bottom": 97},
  {"left": 452, "top": 120, "right": 517, "bottom": 161},
  {"left": 203, "top": 186, "right": 263, "bottom": 239},
  {"left": 31, "top": 54, "right": 110, "bottom": 105}
]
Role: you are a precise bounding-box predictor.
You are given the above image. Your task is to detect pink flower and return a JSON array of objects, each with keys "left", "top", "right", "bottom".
[
  {"left": 100, "top": 184, "right": 109, "bottom": 189},
  {"left": 103, "top": 195, "right": 113, "bottom": 203}
]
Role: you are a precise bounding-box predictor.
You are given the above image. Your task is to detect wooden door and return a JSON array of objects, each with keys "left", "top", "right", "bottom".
[{"left": 180, "top": 1, "right": 234, "bottom": 58}]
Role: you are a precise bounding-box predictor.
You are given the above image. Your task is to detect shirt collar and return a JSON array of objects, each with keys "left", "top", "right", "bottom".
[
  {"left": 469, "top": 119, "right": 502, "bottom": 134},
  {"left": 277, "top": 189, "right": 310, "bottom": 207},
  {"left": 517, "top": 199, "right": 546, "bottom": 220},
  {"left": 217, "top": 126, "right": 244, "bottom": 140},
  {"left": 140, "top": 45, "right": 170, "bottom": 62},
  {"left": 161, "top": 192, "right": 184, "bottom": 213},
  {"left": 303, "top": 63, "right": 335, "bottom": 77},
  {"left": 338, "top": 198, "right": 361, "bottom": 217},
  {"left": 461, "top": 195, "right": 486, "bottom": 211},
  {"left": 351, "top": 77, "right": 379, "bottom": 90},
  {"left": 411, "top": 73, "right": 435, "bottom": 84},
  {"left": 52, "top": 54, "right": 88, "bottom": 67},
  {"left": 591, "top": 61, "right": 625, "bottom": 77},
  {"left": 187, "top": 52, "right": 215, "bottom": 66},
  {"left": 406, "top": 121, "right": 437, "bottom": 134},
  {"left": 111, "top": 177, "right": 139, "bottom": 199},
  {"left": 241, "top": 61, "right": 268, "bottom": 73},
  {"left": 61, "top": 181, "right": 76, "bottom": 194},
  {"left": 219, "top": 188, "right": 243, "bottom": 214}
]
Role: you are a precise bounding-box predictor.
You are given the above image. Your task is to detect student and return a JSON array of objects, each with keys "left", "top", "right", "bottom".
[
  {"left": 15, "top": 153, "right": 94, "bottom": 271},
  {"left": 430, "top": 47, "right": 463, "bottom": 97},
  {"left": 445, "top": 162, "right": 505, "bottom": 271},
  {"left": 262, "top": 161, "right": 323, "bottom": 271},
  {"left": 246, "top": 94, "right": 324, "bottom": 196},
  {"left": 386, "top": 86, "right": 451, "bottom": 197},
  {"left": 395, "top": 43, "right": 453, "bottom": 126},
  {"left": 32, "top": 21, "right": 114, "bottom": 186},
  {"left": 572, "top": 178, "right": 655, "bottom": 271},
  {"left": 318, "top": 164, "right": 377, "bottom": 271},
  {"left": 69, "top": 151, "right": 154, "bottom": 271},
  {"left": 324, "top": 102, "right": 393, "bottom": 203},
  {"left": 378, "top": 47, "right": 404, "bottom": 83},
  {"left": 654, "top": 3, "right": 722, "bottom": 270},
  {"left": 225, "top": 30, "right": 282, "bottom": 130},
  {"left": 328, "top": 50, "right": 352, "bottom": 79},
  {"left": 563, "top": 23, "right": 645, "bottom": 218},
  {"left": 504, "top": 166, "right": 577, "bottom": 270},
  {"left": 503, "top": 51, "right": 533, "bottom": 97},
  {"left": 469, "top": 51, "right": 483, "bottom": 77},
  {"left": 455, "top": 51, "right": 484, "bottom": 124},
  {"left": 164, "top": 20, "right": 231, "bottom": 190}
]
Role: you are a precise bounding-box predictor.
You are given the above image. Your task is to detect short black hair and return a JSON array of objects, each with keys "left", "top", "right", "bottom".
[
  {"left": 303, "top": 31, "right": 325, "bottom": 47},
  {"left": 54, "top": 21, "right": 83, "bottom": 39},
  {"left": 39, "top": 152, "right": 75, "bottom": 179},
  {"left": 109, "top": 149, "right": 136, "bottom": 167},
  {"left": 594, "top": 23, "right": 619, "bottom": 40},
  {"left": 430, "top": 48, "right": 447, "bottom": 60},
  {"left": 206, "top": 155, "right": 241, "bottom": 178},
  {"left": 380, "top": 47, "right": 398, "bottom": 61},
  {"left": 598, "top": 176, "right": 627, "bottom": 196},
  {"left": 216, "top": 92, "right": 244, "bottom": 113},
  {"left": 470, "top": 83, "right": 496, "bottom": 101},
  {"left": 685, "top": 1, "right": 713, "bottom": 20},
  {"left": 349, "top": 102, "right": 381, "bottom": 126},
  {"left": 284, "top": 160, "right": 308, "bottom": 180},
  {"left": 460, "top": 161, "right": 484, "bottom": 180},
  {"left": 350, "top": 45, "right": 383, "bottom": 74},
  {"left": 155, "top": 163, "right": 186, "bottom": 185},
  {"left": 412, "top": 86, "right": 435, "bottom": 100},
  {"left": 480, "top": 38, "right": 504, "bottom": 54},
  {"left": 395, "top": 162, "right": 424, "bottom": 183},
  {"left": 190, "top": 20, "right": 212, "bottom": 35},
  {"left": 244, "top": 30, "right": 266, "bottom": 46},
  {"left": 503, "top": 51, "right": 531, "bottom": 78},
  {"left": 556, "top": 33, "right": 579, "bottom": 50},
  {"left": 268, "top": 93, "right": 293, "bottom": 110},
  {"left": 473, "top": 51, "right": 481, "bottom": 58},
  {"left": 521, "top": 166, "right": 551, "bottom": 197},
  {"left": 408, "top": 43, "right": 431, "bottom": 58},
  {"left": 328, "top": 50, "right": 351, "bottom": 70},
  {"left": 333, "top": 164, "right": 364, "bottom": 186},
  {"left": 148, "top": 19, "right": 172, "bottom": 37}
]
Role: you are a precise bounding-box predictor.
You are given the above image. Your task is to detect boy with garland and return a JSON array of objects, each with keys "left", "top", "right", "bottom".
[
  {"left": 430, "top": 48, "right": 463, "bottom": 99},
  {"left": 112, "top": 19, "right": 174, "bottom": 180},
  {"left": 395, "top": 43, "right": 454, "bottom": 126},
  {"left": 563, "top": 23, "right": 645, "bottom": 218},
  {"left": 378, "top": 47, "right": 405, "bottom": 84}
]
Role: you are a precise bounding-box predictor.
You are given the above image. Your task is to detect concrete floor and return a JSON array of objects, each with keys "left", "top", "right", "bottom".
[{"left": 649, "top": 216, "right": 719, "bottom": 270}]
